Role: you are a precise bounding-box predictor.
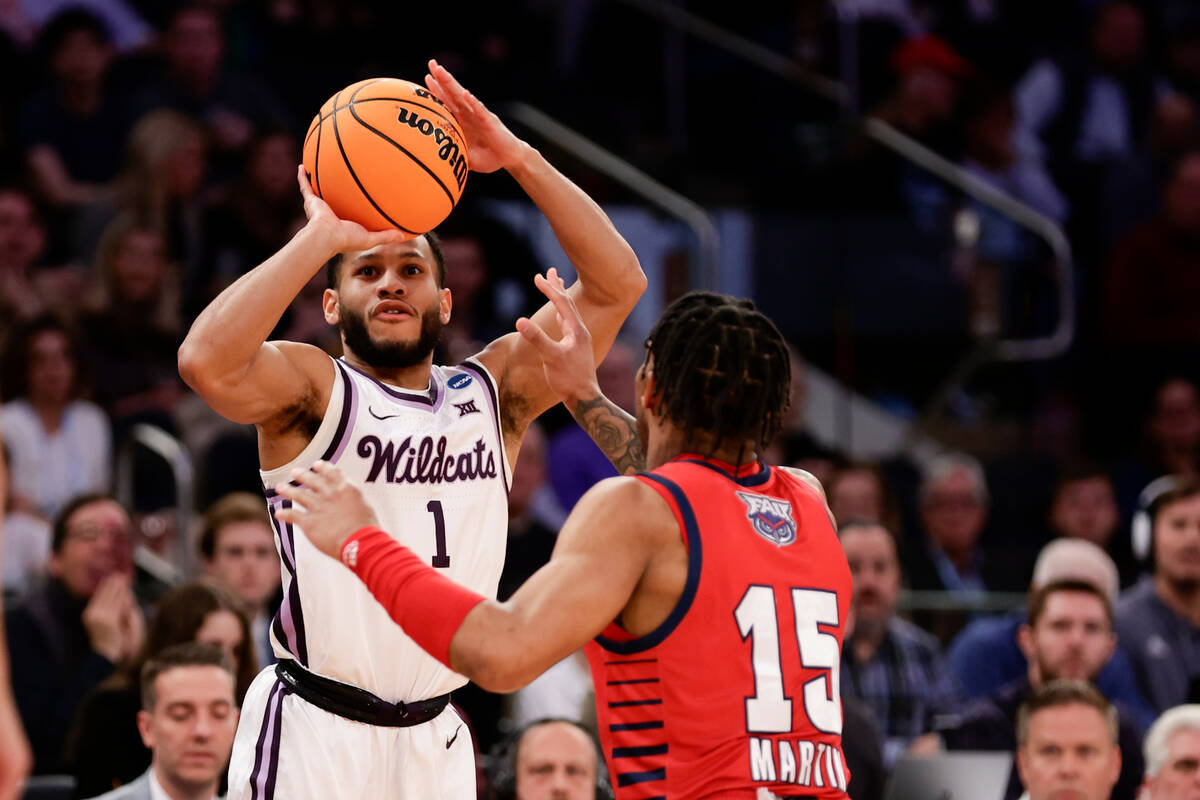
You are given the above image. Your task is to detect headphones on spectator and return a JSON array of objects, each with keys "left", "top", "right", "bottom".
[
  {"left": 1132, "top": 475, "right": 1180, "bottom": 562},
  {"left": 489, "top": 717, "right": 614, "bottom": 800}
]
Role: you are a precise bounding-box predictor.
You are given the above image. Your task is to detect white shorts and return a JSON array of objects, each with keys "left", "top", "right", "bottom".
[{"left": 227, "top": 666, "right": 477, "bottom": 799}]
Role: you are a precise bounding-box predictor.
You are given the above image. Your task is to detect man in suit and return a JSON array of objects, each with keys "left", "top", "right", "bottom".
[{"left": 87, "top": 642, "right": 238, "bottom": 800}]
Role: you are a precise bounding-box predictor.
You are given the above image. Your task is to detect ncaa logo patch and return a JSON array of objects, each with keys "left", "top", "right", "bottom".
[
  {"left": 448, "top": 373, "right": 473, "bottom": 390},
  {"left": 736, "top": 491, "right": 797, "bottom": 546}
]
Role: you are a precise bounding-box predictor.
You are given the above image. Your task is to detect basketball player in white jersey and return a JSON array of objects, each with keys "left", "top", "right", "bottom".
[{"left": 177, "top": 60, "right": 646, "bottom": 799}]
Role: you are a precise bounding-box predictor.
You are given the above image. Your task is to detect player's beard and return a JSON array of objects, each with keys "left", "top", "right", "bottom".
[{"left": 339, "top": 304, "right": 445, "bottom": 369}]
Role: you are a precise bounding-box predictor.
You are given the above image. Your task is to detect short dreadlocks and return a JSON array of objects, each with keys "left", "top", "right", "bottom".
[{"left": 645, "top": 291, "right": 791, "bottom": 463}]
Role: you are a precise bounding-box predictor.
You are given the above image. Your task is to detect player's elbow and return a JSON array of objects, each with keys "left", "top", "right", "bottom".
[
  {"left": 176, "top": 338, "right": 208, "bottom": 390},
  {"left": 453, "top": 645, "right": 536, "bottom": 694}
]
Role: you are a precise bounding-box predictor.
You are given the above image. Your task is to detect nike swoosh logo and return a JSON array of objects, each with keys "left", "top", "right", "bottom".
[
  {"left": 445, "top": 724, "right": 462, "bottom": 749},
  {"left": 368, "top": 406, "right": 402, "bottom": 421}
]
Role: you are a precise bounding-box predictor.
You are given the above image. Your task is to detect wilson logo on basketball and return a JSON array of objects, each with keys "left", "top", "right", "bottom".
[{"left": 396, "top": 108, "right": 468, "bottom": 190}]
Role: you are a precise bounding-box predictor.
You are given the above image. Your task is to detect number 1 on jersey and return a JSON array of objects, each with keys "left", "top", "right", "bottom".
[
  {"left": 427, "top": 500, "right": 450, "bottom": 568},
  {"left": 735, "top": 585, "right": 842, "bottom": 735}
]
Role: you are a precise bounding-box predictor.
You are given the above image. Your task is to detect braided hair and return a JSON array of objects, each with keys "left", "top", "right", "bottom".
[{"left": 645, "top": 291, "right": 791, "bottom": 463}]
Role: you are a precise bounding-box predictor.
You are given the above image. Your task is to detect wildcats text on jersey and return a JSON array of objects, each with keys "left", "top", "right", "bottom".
[
  {"left": 357, "top": 434, "right": 498, "bottom": 484},
  {"left": 749, "top": 737, "right": 848, "bottom": 792}
]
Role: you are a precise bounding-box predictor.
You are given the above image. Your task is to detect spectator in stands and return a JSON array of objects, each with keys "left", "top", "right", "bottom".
[
  {"left": 1048, "top": 464, "right": 1139, "bottom": 586},
  {"left": 0, "top": 186, "right": 51, "bottom": 330},
  {"left": 907, "top": 452, "right": 1018, "bottom": 595},
  {"left": 942, "top": 579, "right": 1145, "bottom": 800},
  {"left": 82, "top": 642, "right": 238, "bottom": 800},
  {"left": 0, "top": 443, "right": 50, "bottom": 597},
  {"left": 491, "top": 718, "right": 608, "bottom": 800},
  {"left": 1140, "top": 704, "right": 1200, "bottom": 799},
  {"left": 827, "top": 462, "right": 902, "bottom": 535},
  {"left": 1014, "top": 1, "right": 1156, "bottom": 181},
  {"left": 132, "top": 4, "right": 291, "bottom": 163},
  {"left": 0, "top": 313, "right": 111, "bottom": 520},
  {"left": 838, "top": 520, "right": 963, "bottom": 766},
  {"left": 1102, "top": 92, "right": 1198, "bottom": 254},
  {"left": 1147, "top": 378, "right": 1200, "bottom": 480},
  {"left": 1015, "top": 681, "right": 1123, "bottom": 800},
  {"left": 101, "top": 110, "right": 208, "bottom": 283},
  {"left": 946, "top": 538, "right": 1155, "bottom": 730},
  {"left": 69, "top": 579, "right": 254, "bottom": 797},
  {"left": 546, "top": 339, "right": 638, "bottom": 513},
  {"left": 1116, "top": 477, "right": 1200, "bottom": 715},
  {"left": 198, "top": 493, "right": 279, "bottom": 671},
  {"left": 6, "top": 493, "right": 142, "bottom": 774},
  {"left": 79, "top": 215, "right": 184, "bottom": 433},
  {"left": 1105, "top": 152, "right": 1200, "bottom": 348},
  {"left": 193, "top": 130, "right": 303, "bottom": 318},
  {"left": 1, "top": 0, "right": 151, "bottom": 53},
  {"left": 18, "top": 9, "right": 133, "bottom": 212}
]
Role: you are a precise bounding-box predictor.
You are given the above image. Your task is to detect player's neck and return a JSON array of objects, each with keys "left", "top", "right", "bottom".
[
  {"left": 342, "top": 351, "right": 434, "bottom": 391},
  {"left": 646, "top": 428, "right": 759, "bottom": 472}
]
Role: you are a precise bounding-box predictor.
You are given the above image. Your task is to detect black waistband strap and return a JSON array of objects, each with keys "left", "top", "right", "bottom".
[{"left": 275, "top": 659, "right": 450, "bottom": 727}]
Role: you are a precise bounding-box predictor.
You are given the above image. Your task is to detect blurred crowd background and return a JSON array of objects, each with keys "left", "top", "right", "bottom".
[{"left": 3, "top": 0, "right": 1200, "bottom": 798}]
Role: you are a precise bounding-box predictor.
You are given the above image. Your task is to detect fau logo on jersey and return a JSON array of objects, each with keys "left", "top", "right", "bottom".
[{"left": 736, "top": 492, "right": 797, "bottom": 546}]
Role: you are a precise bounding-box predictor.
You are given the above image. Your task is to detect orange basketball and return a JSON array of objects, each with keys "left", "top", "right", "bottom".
[{"left": 301, "top": 78, "right": 469, "bottom": 236}]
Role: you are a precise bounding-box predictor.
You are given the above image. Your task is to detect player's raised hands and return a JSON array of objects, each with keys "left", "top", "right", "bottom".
[
  {"left": 275, "top": 461, "right": 380, "bottom": 561},
  {"left": 296, "top": 165, "right": 408, "bottom": 254},
  {"left": 515, "top": 268, "right": 600, "bottom": 409},
  {"left": 424, "top": 59, "right": 528, "bottom": 174}
]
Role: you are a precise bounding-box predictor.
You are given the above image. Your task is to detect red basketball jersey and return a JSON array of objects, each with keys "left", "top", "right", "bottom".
[{"left": 586, "top": 456, "right": 853, "bottom": 799}]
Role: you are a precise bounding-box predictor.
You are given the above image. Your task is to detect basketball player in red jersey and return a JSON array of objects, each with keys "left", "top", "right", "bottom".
[{"left": 276, "top": 278, "right": 854, "bottom": 799}]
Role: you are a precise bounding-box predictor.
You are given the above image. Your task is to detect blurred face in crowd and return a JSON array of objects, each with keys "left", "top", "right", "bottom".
[
  {"left": 193, "top": 609, "right": 244, "bottom": 675},
  {"left": 1152, "top": 380, "right": 1200, "bottom": 463},
  {"left": 27, "top": 329, "right": 75, "bottom": 408},
  {"left": 1155, "top": 494, "right": 1200, "bottom": 588},
  {"left": 515, "top": 721, "right": 598, "bottom": 800},
  {"left": 250, "top": 133, "right": 299, "bottom": 200},
  {"left": 138, "top": 665, "right": 238, "bottom": 795},
  {"left": 50, "top": 499, "right": 133, "bottom": 598},
  {"left": 206, "top": 521, "right": 280, "bottom": 613},
  {"left": 0, "top": 190, "right": 47, "bottom": 272},
  {"left": 52, "top": 28, "right": 112, "bottom": 88},
  {"left": 965, "top": 93, "right": 1016, "bottom": 170},
  {"left": 920, "top": 468, "right": 987, "bottom": 560},
  {"left": 597, "top": 340, "right": 638, "bottom": 415},
  {"left": 840, "top": 525, "right": 901, "bottom": 630},
  {"left": 1020, "top": 590, "right": 1116, "bottom": 683},
  {"left": 1051, "top": 477, "right": 1119, "bottom": 547},
  {"left": 168, "top": 132, "right": 207, "bottom": 199},
  {"left": 1143, "top": 726, "right": 1200, "bottom": 800},
  {"left": 167, "top": 8, "right": 224, "bottom": 87},
  {"left": 1018, "top": 703, "right": 1122, "bottom": 800},
  {"left": 830, "top": 468, "right": 885, "bottom": 525},
  {"left": 113, "top": 228, "right": 167, "bottom": 306},
  {"left": 1166, "top": 155, "right": 1200, "bottom": 236},
  {"left": 1093, "top": 1, "right": 1145, "bottom": 72},
  {"left": 508, "top": 423, "right": 547, "bottom": 519}
]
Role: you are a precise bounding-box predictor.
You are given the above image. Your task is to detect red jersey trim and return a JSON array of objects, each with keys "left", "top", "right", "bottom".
[
  {"left": 594, "top": 472, "right": 703, "bottom": 655},
  {"left": 676, "top": 457, "right": 772, "bottom": 487}
]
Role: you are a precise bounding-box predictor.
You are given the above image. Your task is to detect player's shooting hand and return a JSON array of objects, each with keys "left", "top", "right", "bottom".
[
  {"left": 515, "top": 268, "right": 600, "bottom": 410},
  {"left": 274, "top": 461, "right": 381, "bottom": 562},
  {"left": 297, "top": 165, "right": 407, "bottom": 254},
  {"left": 424, "top": 59, "right": 527, "bottom": 174}
]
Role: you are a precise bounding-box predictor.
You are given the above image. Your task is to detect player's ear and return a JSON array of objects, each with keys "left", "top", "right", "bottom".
[
  {"left": 323, "top": 288, "right": 340, "bottom": 324},
  {"left": 439, "top": 286, "right": 452, "bottom": 324}
]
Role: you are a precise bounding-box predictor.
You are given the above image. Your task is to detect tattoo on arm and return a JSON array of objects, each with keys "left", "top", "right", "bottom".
[{"left": 572, "top": 395, "right": 645, "bottom": 475}]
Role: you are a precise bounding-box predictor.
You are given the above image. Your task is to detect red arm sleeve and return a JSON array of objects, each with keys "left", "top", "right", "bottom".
[{"left": 341, "top": 527, "right": 486, "bottom": 668}]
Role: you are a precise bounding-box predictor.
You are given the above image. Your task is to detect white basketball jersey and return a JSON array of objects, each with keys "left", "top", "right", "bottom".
[{"left": 260, "top": 356, "right": 512, "bottom": 703}]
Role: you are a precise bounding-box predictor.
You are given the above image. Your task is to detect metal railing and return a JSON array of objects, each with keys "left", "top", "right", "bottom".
[
  {"left": 606, "top": 0, "right": 1076, "bottom": 397},
  {"left": 505, "top": 102, "right": 722, "bottom": 291},
  {"left": 114, "top": 423, "right": 196, "bottom": 584}
]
